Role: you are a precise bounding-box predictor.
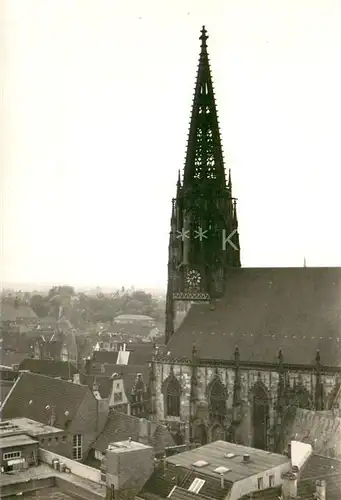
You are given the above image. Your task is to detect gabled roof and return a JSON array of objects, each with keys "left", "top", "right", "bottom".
[
  {"left": 18, "top": 359, "right": 79, "bottom": 380},
  {"left": 93, "top": 411, "right": 174, "bottom": 456},
  {"left": 93, "top": 351, "right": 118, "bottom": 364},
  {"left": 0, "top": 371, "right": 90, "bottom": 429},
  {"left": 281, "top": 408, "right": 341, "bottom": 459},
  {"left": 167, "top": 267, "right": 341, "bottom": 367},
  {"left": 93, "top": 411, "right": 139, "bottom": 452},
  {"left": 80, "top": 374, "right": 113, "bottom": 398},
  {"left": 0, "top": 303, "right": 38, "bottom": 322}
]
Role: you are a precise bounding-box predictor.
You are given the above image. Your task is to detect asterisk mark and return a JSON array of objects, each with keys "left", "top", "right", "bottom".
[
  {"left": 176, "top": 229, "right": 190, "bottom": 241},
  {"left": 194, "top": 227, "right": 208, "bottom": 241}
]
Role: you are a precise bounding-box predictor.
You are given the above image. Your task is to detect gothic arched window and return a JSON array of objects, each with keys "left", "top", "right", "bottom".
[
  {"left": 250, "top": 382, "right": 270, "bottom": 450},
  {"left": 209, "top": 378, "right": 226, "bottom": 419},
  {"left": 165, "top": 377, "right": 181, "bottom": 417}
]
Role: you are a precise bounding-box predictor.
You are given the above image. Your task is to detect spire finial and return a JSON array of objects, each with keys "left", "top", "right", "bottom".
[
  {"left": 177, "top": 169, "right": 181, "bottom": 186},
  {"left": 304, "top": 256, "right": 307, "bottom": 267},
  {"left": 199, "top": 26, "right": 208, "bottom": 49},
  {"left": 228, "top": 168, "right": 232, "bottom": 189}
]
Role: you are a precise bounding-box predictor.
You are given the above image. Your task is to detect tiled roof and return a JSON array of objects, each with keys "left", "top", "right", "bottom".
[
  {"left": 166, "top": 267, "right": 341, "bottom": 366},
  {"left": 169, "top": 486, "right": 210, "bottom": 500},
  {"left": 18, "top": 359, "right": 79, "bottom": 380},
  {"left": 92, "top": 344, "right": 154, "bottom": 366},
  {"left": 281, "top": 407, "right": 341, "bottom": 459},
  {"left": 0, "top": 303, "right": 38, "bottom": 322},
  {"left": 80, "top": 374, "right": 113, "bottom": 398},
  {"left": 93, "top": 351, "right": 118, "bottom": 364},
  {"left": 300, "top": 453, "right": 341, "bottom": 479},
  {"left": 239, "top": 454, "right": 341, "bottom": 500},
  {"left": 150, "top": 423, "right": 176, "bottom": 456},
  {"left": 139, "top": 462, "right": 231, "bottom": 500},
  {"left": 0, "top": 371, "right": 90, "bottom": 429},
  {"left": 93, "top": 411, "right": 140, "bottom": 452},
  {"left": 93, "top": 411, "right": 174, "bottom": 456},
  {"left": 126, "top": 343, "right": 154, "bottom": 365}
]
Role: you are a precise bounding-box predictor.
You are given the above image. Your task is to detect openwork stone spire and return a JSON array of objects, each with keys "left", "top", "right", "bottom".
[{"left": 183, "top": 26, "right": 226, "bottom": 189}]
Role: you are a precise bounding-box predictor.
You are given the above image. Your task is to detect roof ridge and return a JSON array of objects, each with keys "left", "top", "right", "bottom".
[{"left": 20, "top": 370, "right": 87, "bottom": 388}]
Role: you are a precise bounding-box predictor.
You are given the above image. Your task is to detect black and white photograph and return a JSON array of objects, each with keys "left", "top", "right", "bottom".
[{"left": 2, "top": 1, "right": 341, "bottom": 499}]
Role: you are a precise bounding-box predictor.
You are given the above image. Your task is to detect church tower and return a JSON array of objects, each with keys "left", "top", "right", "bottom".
[{"left": 165, "top": 27, "right": 241, "bottom": 344}]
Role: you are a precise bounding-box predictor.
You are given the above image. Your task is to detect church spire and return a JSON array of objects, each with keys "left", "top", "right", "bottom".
[
  {"left": 183, "top": 26, "right": 227, "bottom": 190},
  {"left": 165, "top": 27, "right": 241, "bottom": 343}
]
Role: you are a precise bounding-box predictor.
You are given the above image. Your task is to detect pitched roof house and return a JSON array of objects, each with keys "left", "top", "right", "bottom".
[
  {"left": 89, "top": 411, "right": 175, "bottom": 466},
  {"left": 18, "top": 358, "right": 80, "bottom": 381},
  {"left": 0, "top": 371, "right": 108, "bottom": 460}
]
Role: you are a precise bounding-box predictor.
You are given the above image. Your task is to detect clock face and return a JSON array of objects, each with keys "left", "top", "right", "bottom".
[{"left": 185, "top": 269, "right": 201, "bottom": 289}]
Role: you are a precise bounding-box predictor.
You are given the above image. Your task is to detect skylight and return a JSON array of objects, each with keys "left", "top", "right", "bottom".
[
  {"left": 214, "top": 466, "right": 230, "bottom": 474},
  {"left": 224, "top": 453, "right": 236, "bottom": 459},
  {"left": 188, "top": 478, "right": 205, "bottom": 494},
  {"left": 192, "top": 460, "right": 208, "bottom": 468}
]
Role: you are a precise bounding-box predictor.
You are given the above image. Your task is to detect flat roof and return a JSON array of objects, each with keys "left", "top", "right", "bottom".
[
  {"left": 166, "top": 441, "right": 288, "bottom": 482},
  {"left": 107, "top": 440, "right": 152, "bottom": 453},
  {"left": 24, "top": 487, "right": 79, "bottom": 500},
  {"left": 1, "top": 417, "right": 64, "bottom": 436},
  {"left": 0, "top": 434, "right": 39, "bottom": 449},
  {"left": 0, "top": 463, "right": 106, "bottom": 497}
]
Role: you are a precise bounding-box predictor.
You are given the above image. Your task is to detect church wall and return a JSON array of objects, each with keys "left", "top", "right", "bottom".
[{"left": 153, "top": 360, "right": 341, "bottom": 445}]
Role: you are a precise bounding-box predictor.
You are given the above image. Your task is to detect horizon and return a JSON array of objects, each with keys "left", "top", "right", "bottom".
[{"left": 3, "top": 0, "right": 341, "bottom": 288}]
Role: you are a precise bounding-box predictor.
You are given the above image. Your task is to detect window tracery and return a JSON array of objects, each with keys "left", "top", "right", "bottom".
[
  {"left": 163, "top": 373, "right": 181, "bottom": 417},
  {"left": 208, "top": 376, "right": 227, "bottom": 420}
]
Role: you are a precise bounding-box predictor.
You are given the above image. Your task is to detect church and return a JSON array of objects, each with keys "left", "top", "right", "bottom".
[{"left": 148, "top": 26, "right": 341, "bottom": 452}]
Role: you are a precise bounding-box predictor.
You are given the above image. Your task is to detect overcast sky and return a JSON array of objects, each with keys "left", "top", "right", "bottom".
[{"left": 2, "top": 0, "right": 341, "bottom": 290}]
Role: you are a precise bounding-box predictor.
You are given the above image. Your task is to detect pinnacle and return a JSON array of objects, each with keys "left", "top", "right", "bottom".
[{"left": 199, "top": 26, "right": 208, "bottom": 49}]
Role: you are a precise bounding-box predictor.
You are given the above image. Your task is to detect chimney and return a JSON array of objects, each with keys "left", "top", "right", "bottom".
[
  {"left": 220, "top": 472, "right": 224, "bottom": 489},
  {"left": 315, "top": 479, "right": 326, "bottom": 500},
  {"left": 281, "top": 471, "right": 297, "bottom": 500},
  {"left": 287, "top": 443, "right": 292, "bottom": 459},
  {"left": 85, "top": 357, "right": 92, "bottom": 375},
  {"left": 123, "top": 343, "right": 126, "bottom": 351},
  {"left": 243, "top": 454, "right": 250, "bottom": 464}
]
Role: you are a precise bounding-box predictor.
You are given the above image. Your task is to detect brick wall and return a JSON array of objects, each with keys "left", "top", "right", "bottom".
[{"left": 106, "top": 445, "right": 154, "bottom": 496}]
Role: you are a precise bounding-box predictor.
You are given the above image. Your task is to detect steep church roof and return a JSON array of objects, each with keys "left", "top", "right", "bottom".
[{"left": 166, "top": 267, "right": 341, "bottom": 367}]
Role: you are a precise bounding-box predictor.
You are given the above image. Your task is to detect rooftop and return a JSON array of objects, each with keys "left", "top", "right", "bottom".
[
  {"left": 0, "top": 417, "right": 64, "bottom": 437},
  {"left": 24, "top": 486, "right": 81, "bottom": 500},
  {"left": 107, "top": 439, "right": 152, "bottom": 453},
  {"left": 0, "top": 433, "right": 38, "bottom": 449},
  {"left": 0, "top": 463, "right": 105, "bottom": 498},
  {"left": 166, "top": 267, "right": 341, "bottom": 367},
  {"left": 166, "top": 441, "right": 288, "bottom": 482},
  {"left": 0, "top": 371, "right": 90, "bottom": 428}
]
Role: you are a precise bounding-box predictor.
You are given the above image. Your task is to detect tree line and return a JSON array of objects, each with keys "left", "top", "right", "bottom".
[{"left": 3, "top": 286, "right": 166, "bottom": 327}]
